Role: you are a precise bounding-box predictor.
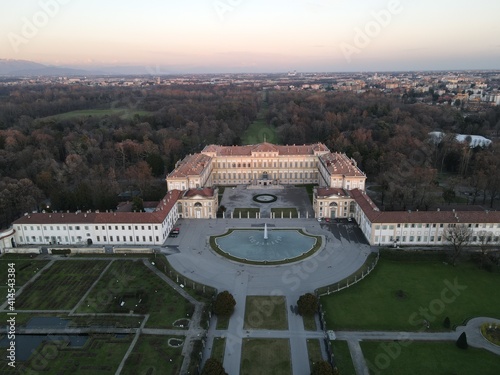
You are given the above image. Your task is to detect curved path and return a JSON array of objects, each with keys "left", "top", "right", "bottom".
[{"left": 165, "top": 218, "right": 372, "bottom": 375}]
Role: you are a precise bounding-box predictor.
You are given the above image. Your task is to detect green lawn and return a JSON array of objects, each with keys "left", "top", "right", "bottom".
[
  {"left": 0, "top": 255, "right": 49, "bottom": 286},
  {"left": 16, "top": 260, "right": 109, "bottom": 310},
  {"left": 322, "top": 259, "right": 500, "bottom": 331},
  {"left": 361, "top": 341, "right": 500, "bottom": 375},
  {"left": 271, "top": 208, "right": 298, "bottom": 218},
  {"left": 303, "top": 314, "right": 317, "bottom": 331},
  {"left": 121, "top": 335, "right": 184, "bottom": 375},
  {"left": 307, "top": 339, "right": 323, "bottom": 370},
  {"left": 216, "top": 314, "right": 230, "bottom": 330},
  {"left": 244, "top": 296, "right": 288, "bottom": 330},
  {"left": 77, "top": 260, "right": 193, "bottom": 328},
  {"left": 332, "top": 340, "right": 356, "bottom": 375},
  {"left": 233, "top": 208, "right": 260, "bottom": 219},
  {"left": 240, "top": 339, "right": 291, "bottom": 375},
  {"left": 39, "top": 108, "right": 152, "bottom": 121},
  {"left": 241, "top": 104, "right": 278, "bottom": 145},
  {"left": 211, "top": 337, "right": 226, "bottom": 362}
]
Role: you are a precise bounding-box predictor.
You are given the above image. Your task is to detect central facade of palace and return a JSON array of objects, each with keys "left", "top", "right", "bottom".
[{"left": 166, "top": 142, "right": 366, "bottom": 191}]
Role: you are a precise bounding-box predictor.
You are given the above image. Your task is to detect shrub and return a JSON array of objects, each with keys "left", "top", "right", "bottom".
[
  {"left": 214, "top": 291, "right": 236, "bottom": 317},
  {"left": 201, "top": 358, "right": 227, "bottom": 375},
  {"left": 297, "top": 293, "right": 318, "bottom": 317},
  {"left": 443, "top": 316, "right": 451, "bottom": 329},
  {"left": 456, "top": 332, "right": 468, "bottom": 349}
]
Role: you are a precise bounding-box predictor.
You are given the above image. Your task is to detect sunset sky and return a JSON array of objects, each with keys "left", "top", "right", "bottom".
[{"left": 1, "top": 0, "right": 500, "bottom": 73}]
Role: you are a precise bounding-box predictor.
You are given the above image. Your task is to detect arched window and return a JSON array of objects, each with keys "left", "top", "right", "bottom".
[{"left": 194, "top": 202, "right": 202, "bottom": 207}]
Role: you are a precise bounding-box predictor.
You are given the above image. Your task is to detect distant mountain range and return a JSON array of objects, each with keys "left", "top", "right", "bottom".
[{"left": 0, "top": 59, "right": 183, "bottom": 76}]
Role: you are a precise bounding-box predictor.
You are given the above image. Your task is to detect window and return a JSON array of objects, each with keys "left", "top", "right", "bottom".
[
  {"left": 97, "top": 236, "right": 100, "bottom": 241},
  {"left": 128, "top": 226, "right": 132, "bottom": 230},
  {"left": 75, "top": 226, "right": 80, "bottom": 230},
  {"left": 115, "top": 225, "right": 118, "bottom": 230},
  {"left": 130, "top": 236, "right": 133, "bottom": 241},
  {"left": 110, "top": 236, "right": 113, "bottom": 242}
]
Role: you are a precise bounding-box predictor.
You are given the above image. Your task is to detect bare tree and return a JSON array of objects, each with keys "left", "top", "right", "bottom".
[
  {"left": 444, "top": 224, "right": 473, "bottom": 266},
  {"left": 476, "top": 230, "right": 494, "bottom": 269}
]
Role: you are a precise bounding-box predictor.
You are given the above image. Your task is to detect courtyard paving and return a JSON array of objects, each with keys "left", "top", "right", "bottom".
[{"left": 164, "top": 185, "right": 373, "bottom": 374}]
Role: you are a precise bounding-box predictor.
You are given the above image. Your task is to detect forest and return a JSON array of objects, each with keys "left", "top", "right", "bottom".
[{"left": 0, "top": 83, "right": 499, "bottom": 228}]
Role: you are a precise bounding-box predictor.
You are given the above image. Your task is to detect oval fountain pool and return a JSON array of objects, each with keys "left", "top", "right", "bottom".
[{"left": 213, "top": 228, "right": 319, "bottom": 264}]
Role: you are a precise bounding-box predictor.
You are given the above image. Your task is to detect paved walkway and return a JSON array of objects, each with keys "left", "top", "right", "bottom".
[{"left": 166, "top": 216, "right": 372, "bottom": 374}]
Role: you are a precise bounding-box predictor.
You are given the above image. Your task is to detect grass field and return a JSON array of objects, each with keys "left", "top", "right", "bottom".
[
  {"left": 77, "top": 260, "right": 193, "bottom": 328},
  {"left": 271, "top": 208, "right": 298, "bottom": 218},
  {"left": 321, "top": 259, "right": 500, "bottom": 331},
  {"left": 242, "top": 104, "right": 279, "bottom": 145},
  {"left": 240, "top": 339, "right": 291, "bottom": 375},
  {"left": 211, "top": 337, "right": 226, "bottom": 362},
  {"left": 121, "top": 335, "right": 184, "bottom": 375},
  {"left": 306, "top": 339, "right": 323, "bottom": 370},
  {"left": 16, "top": 260, "right": 109, "bottom": 310},
  {"left": 360, "top": 341, "right": 500, "bottom": 375},
  {"left": 332, "top": 340, "right": 356, "bottom": 375},
  {"left": 244, "top": 296, "right": 288, "bottom": 330},
  {"left": 303, "top": 314, "right": 317, "bottom": 331},
  {"left": 233, "top": 208, "right": 260, "bottom": 219},
  {"left": 0, "top": 255, "right": 49, "bottom": 286},
  {"left": 39, "top": 108, "right": 152, "bottom": 121}
]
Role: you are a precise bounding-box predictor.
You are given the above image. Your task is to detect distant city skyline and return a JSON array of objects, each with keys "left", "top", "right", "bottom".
[{"left": 2, "top": 0, "right": 500, "bottom": 73}]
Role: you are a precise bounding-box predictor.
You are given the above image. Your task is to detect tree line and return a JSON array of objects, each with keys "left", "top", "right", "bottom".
[{"left": 1, "top": 84, "right": 499, "bottom": 228}]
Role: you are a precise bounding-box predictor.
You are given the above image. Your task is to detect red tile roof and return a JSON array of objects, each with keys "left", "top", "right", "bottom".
[
  {"left": 201, "top": 142, "right": 329, "bottom": 157},
  {"left": 319, "top": 153, "right": 365, "bottom": 177},
  {"left": 350, "top": 189, "right": 500, "bottom": 224},
  {"left": 316, "top": 188, "right": 349, "bottom": 197},
  {"left": 13, "top": 190, "right": 183, "bottom": 226},
  {"left": 183, "top": 188, "right": 215, "bottom": 198},
  {"left": 167, "top": 153, "right": 212, "bottom": 178}
]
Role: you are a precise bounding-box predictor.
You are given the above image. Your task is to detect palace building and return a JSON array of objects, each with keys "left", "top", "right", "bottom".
[{"left": 1, "top": 142, "right": 499, "bottom": 251}]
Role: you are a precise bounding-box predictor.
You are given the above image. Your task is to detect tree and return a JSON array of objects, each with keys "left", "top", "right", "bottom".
[
  {"left": 442, "top": 188, "right": 456, "bottom": 205},
  {"left": 477, "top": 230, "right": 494, "bottom": 269},
  {"left": 214, "top": 291, "right": 236, "bottom": 317},
  {"left": 297, "top": 293, "right": 318, "bottom": 317},
  {"left": 456, "top": 332, "right": 468, "bottom": 349},
  {"left": 201, "top": 359, "right": 227, "bottom": 375},
  {"left": 444, "top": 224, "right": 472, "bottom": 266},
  {"left": 311, "top": 360, "right": 334, "bottom": 375}
]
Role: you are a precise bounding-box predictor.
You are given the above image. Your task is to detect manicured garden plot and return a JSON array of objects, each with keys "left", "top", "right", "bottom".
[
  {"left": 332, "top": 340, "right": 356, "bottom": 375},
  {"left": 360, "top": 341, "right": 500, "bottom": 375},
  {"left": 21, "top": 333, "right": 133, "bottom": 375},
  {"left": 77, "top": 260, "right": 193, "bottom": 328},
  {"left": 244, "top": 296, "right": 288, "bottom": 330},
  {"left": 16, "top": 260, "right": 109, "bottom": 310},
  {"left": 0, "top": 256, "right": 49, "bottom": 286},
  {"left": 306, "top": 339, "right": 323, "bottom": 369},
  {"left": 321, "top": 259, "right": 500, "bottom": 331},
  {"left": 303, "top": 314, "right": 317, "bottom": 331},
  {"left": 211, "top": 337, "right": 226, "bottom": 362},
  {"left": 121, "top": 335, "right": 184, "bottom": 375},
  {"left": 240, "top": 339, "right": 291, "bottom": 375}
]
